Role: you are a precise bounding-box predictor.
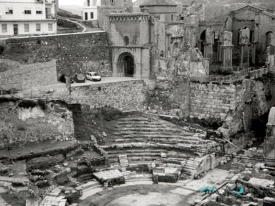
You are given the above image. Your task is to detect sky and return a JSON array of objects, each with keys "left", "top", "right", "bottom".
[{"left": 59, "top": 0, "right": 137, "bottom": 6}]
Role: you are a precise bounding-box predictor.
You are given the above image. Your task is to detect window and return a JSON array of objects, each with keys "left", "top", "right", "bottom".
[
  {"left": 48, "top": 23, "right": 53, "bottom": 31},
  {"left": 124, "top": 36, "right": 129, "bottom": 45},
  {"left": 36, "top": 8, "right": 43, "bottom": 14},
  {"left": 171, "top": 15, "right": 174, "bottom": 21},
  {"left": 2, "top": 24, "right": 7, "bottom": 33},
  {"left": 5, "top": 8, "right": 13, "bottom": 14},
  {"left": 24, "top": 8, "right": 31, "bottom": 14},
  {"left": 36, "top": 23, "right": 41, "bottom": 32},
  {"left": 24, "top": 24, "right": 29, "bottom": 32},
  {"left": 87, "top": 0, "right": 90, "bottom": 6},
  {"left": 46, "top": 8, "right": 51, "bottom": 19},
  {"left": 90, "top": 12, "right": 94, "bottom": 19}
]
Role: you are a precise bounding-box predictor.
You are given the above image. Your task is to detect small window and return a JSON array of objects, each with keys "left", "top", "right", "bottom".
[
  {"left": 24, "top": 8, "right": 31, "bottom": 14},
  {"left": 2, "top": 24, "right": 7, "bottom": 33},
  {"left": 124, "top": 36, "right": 129, "bottom": 45},
  {"left": 24, "top": 24, "right": 29, "bottom": 32},
  {"left": 87, "top": 0, "right": 90, "bottom": 6},
  {"left": 90, "top": 12, "right": 94, "bottom": 19},
  {"left": 48, "top": 23, "right": 53, "bottom": 31},
  {"left": 171, "top": 15, "right": 174, "bottom": 21},
  {"left": 36, "top": 23, "right": 41, "bottom": 32},
  {"left": 5, "top": 8, "right": 13, "bottom": 14},
  {"left": 36, "top": 8, "right": 43, "bottom": 14}
]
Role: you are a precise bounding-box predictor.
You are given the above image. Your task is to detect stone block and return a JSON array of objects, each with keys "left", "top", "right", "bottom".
[{"left": 264, "top": 197, "right": 275, "bottom": 205}]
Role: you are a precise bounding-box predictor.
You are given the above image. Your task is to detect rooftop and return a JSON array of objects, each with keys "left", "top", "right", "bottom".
[{"left": 140, "top": 0, "right": 177, "bottom": 7}]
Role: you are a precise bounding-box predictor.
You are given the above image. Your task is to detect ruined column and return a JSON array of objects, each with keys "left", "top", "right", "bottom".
[
  {"left": 204, "top": 28, "right": 215, "bottom": 63},
  {"left": 217, "top": 40, "right": 223, "bottom": 63},
  {"left": 221, "top": 31, "right": 233, "bottom": 73},
  {"left": 268, "top": 33, "right": 275, "bottom": 71},
  {"left": 240, "top": 44, "right": 244, "bottom": 67},
  {"left": 239, "top": 28, "right": 250, "bottom": 67},
  {"left": 252, "top": 42, "right": 257, "bottom": 65}
]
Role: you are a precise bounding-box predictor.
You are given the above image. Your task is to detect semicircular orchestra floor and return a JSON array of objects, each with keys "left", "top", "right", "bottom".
[{"left": 78, "top": 184, "right": 194, "bottom": 206}]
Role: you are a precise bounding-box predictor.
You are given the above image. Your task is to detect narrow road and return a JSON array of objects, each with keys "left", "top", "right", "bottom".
[{"left": 57, "top": 15, "right": 87, "bottom": 32}]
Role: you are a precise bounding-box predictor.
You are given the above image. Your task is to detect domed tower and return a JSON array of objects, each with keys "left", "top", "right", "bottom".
[{"left": 140, "top": 0, "right": 177, "bottom": 22}]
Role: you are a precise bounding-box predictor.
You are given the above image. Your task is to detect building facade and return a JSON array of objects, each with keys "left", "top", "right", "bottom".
[
  {"left": 108, "top": 0, "right": 200, "bottom": 80},
  {"left": 0, "top": 0, "right": 57, "bottom": 37},
  {"left": 82, "top": 0, "right": 100, "bottom": 21},
  {"left": 198, "top": 5, "right": 275, "bottom": 67},
  {"left": 82, "top": 0, "right": 133, "bottom": 30}
]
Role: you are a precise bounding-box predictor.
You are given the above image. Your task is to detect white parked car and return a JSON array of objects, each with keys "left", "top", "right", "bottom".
[{"left": 86, "top": 72, "right": 101, "bottom": 81}]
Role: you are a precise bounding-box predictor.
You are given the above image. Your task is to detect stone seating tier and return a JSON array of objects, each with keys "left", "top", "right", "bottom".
[{"left": 101, "top": 115, "right": 218, "bottom": 178}]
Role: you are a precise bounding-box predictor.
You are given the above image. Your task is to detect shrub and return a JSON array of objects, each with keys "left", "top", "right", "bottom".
[
  {"left": 57, "top": 19, "right": 78, "bottom": 28},
  {"left": 0, "top": 45, "right": 4, "bottom": 55}
]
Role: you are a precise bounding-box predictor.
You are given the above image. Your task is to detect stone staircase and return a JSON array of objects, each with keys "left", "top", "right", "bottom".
[
  {"left": 182, "top": 157, "right": 205, "bottom": 178},
  {"left": 101, "top": 114, "right": 219, "bottom": 178}
]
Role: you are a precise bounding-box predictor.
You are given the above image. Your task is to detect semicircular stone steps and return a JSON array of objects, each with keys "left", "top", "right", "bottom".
[{"left": 102, "top": 114, "right": 219, "bottom": 178}]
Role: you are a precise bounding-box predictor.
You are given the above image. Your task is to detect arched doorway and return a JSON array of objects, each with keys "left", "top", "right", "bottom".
[{"left": 117, "top": 53, "right": 135, "bottom": 77}]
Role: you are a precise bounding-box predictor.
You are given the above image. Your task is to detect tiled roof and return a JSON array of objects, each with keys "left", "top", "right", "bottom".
[{"left": 140, "top": 0, "right": 177, "bottom": 7}]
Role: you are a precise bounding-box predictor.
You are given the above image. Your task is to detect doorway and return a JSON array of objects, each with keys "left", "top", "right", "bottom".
[
  {"left": 124, "top": 55, "right": 134, "bottom": 77},
  {"left": 117, "top": 52, "right": 135, "bottom": 77},
  {"left": 13, "top": 24, "right": 18, "bottom": 36},
  {"left": 85, "top": 12, "right": 88, "bottom": 20}
]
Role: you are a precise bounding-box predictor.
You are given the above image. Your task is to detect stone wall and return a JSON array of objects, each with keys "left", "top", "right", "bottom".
[
  {"left": 147, "top": 78, "right": 242, "bottom": 120},
  {"left": 0, "top": 59, "right": 57, "bottom": 91},
  {"left": 108, "top": 14, "right": 150, "bottom": 46},
  {"left": 0, "top": 98, "right": 74, "bottom": 148},
  {"left": 0, "top": 32, "right": 112, "bottom": 79},
  {"left": 70, "top": 80, "right": 147, "bottom": 111}
]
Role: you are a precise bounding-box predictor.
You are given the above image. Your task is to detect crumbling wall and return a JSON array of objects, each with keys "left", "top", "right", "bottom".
[
  {"left": 147, "top": 73, "right": 275, "bottom": 150},
  {"left": 0, "top": 32, "right": 112, "bottom": 79},
  {"left": 0, "top": 98, "right": 74, "bottom": 148}
]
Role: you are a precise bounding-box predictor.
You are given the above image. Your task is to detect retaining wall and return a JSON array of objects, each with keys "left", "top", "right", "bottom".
[{"left": 0, "top": 32, "right": 112, "bottom": 79}]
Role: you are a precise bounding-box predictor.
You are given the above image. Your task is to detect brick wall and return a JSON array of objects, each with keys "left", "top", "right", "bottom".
[
  {"left": 0, "top": 32, "right": 112, "bottom": 79},
  {"left": 70, "top": 80, "right": 147, "bottom": 111}
]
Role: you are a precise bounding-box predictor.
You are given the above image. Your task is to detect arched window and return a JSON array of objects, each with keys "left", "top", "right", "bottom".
[
  {"left": 124, "top": 36, "right": 129, "bottom": 46},
  {"left": 266, "top": 31, "right": 273, "bottom": 48}
]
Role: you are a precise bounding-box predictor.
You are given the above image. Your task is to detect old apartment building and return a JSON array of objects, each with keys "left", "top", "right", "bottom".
[
  {"left": 0, "top": 0, "right": 58, "bottom": 37},
  {"left": 82, "top": 0, "right": 100, "bottom": 21},
  {"left": 82, "top": 0, "right": 133, "bottom": 29}
]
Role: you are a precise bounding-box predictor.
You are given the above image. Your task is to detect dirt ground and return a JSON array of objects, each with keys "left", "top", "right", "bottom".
[{"left": 106, "top": 192, "right": 189, "bottom": 206}]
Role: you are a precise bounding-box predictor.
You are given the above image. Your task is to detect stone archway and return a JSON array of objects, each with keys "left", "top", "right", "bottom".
[{"left": 117, "top": 52, "right": 135, "bottom": 77}]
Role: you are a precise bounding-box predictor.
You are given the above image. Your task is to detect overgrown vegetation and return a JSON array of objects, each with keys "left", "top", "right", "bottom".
[
  {"left": 255, "top": 72, "right": 275, "bottom": 83},
  {"left": 0, "top": 45, "right": 4, "bottom": 55},
  {"left": 57, "top": 10, "right": 81, "bottom": 19},
  {"left": 57, "top": 19, "right": 78, "bottom": 28}
]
